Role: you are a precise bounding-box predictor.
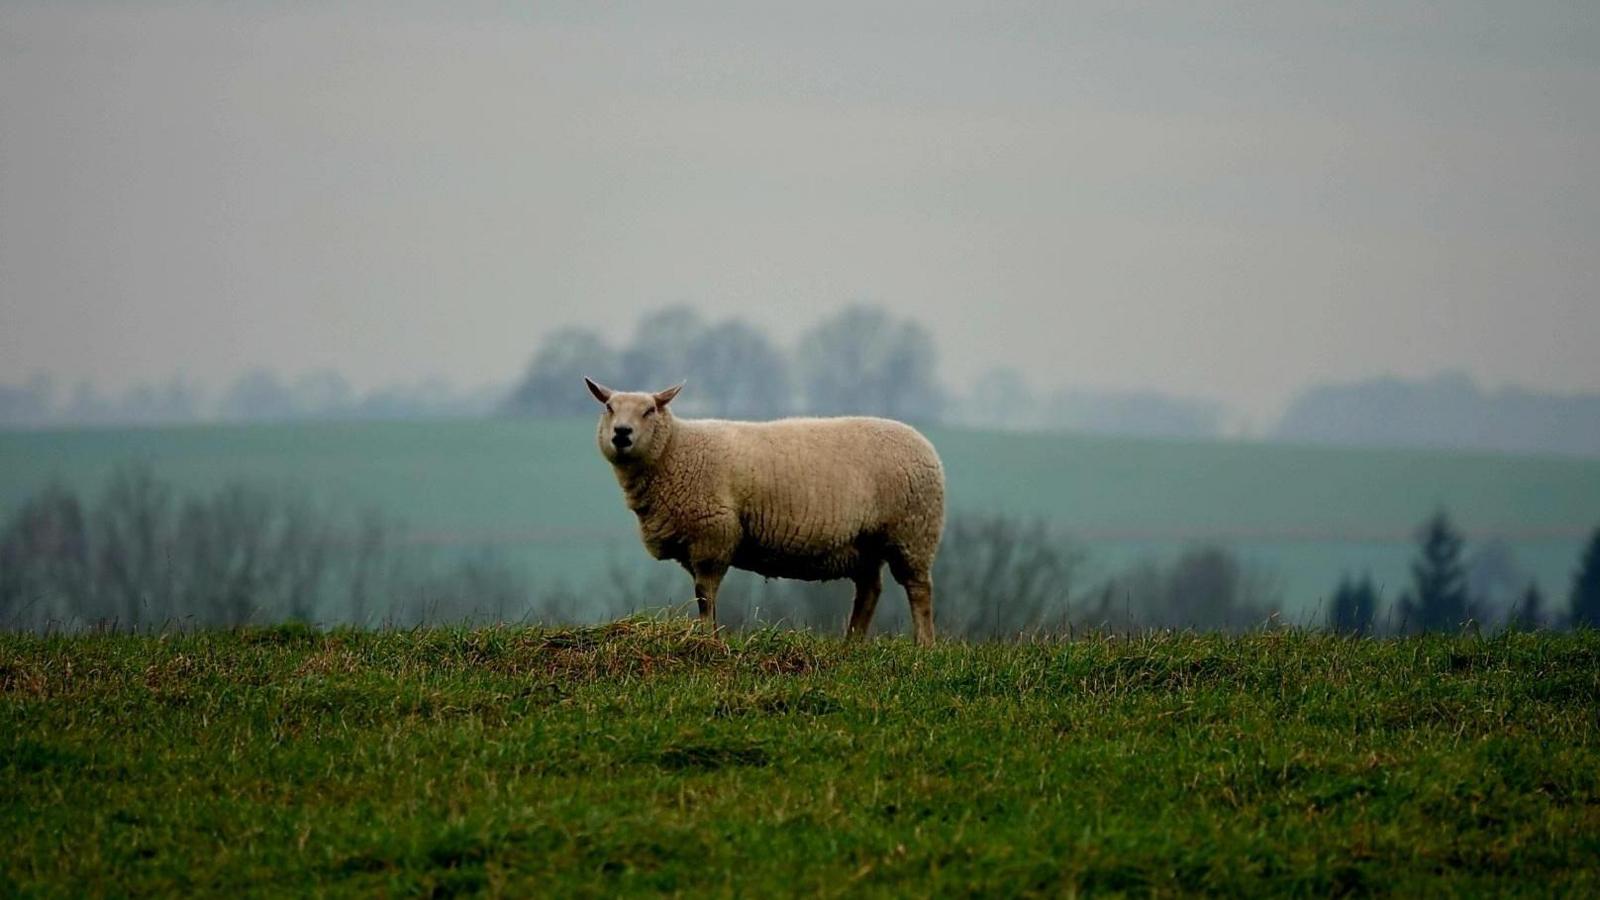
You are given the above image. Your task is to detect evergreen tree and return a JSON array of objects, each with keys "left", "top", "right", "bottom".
[
  {"left": 1571, "top": 527, "right": 1600, "bottom": 628},
  {"left": 1507, "top": 582, "right": 1545, "bottom": 631},
  {"left": 1399, "top": 511, "right": 1470, "bottom": 633},
  {"left": 1328, "top": 573, "right": 1377, "bottom": 636}
]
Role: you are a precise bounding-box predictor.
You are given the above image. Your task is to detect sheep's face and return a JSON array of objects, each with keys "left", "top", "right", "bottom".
[{"left": 585, "top": 379, "right": 682, "bottom": 466}]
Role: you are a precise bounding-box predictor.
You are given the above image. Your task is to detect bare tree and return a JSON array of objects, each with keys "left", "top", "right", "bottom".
[
  {"left": 94, "top": 465, "right": 176, "bottom": 628},
  {"left": 934, "top": 515, "right": 1086, "bottom": 638},
  {"left": 0, "top": 483, "right": 91, "bottom": 625},
  {"left": 1090, "top": 546, "right": 1283, "bottom": 633}
]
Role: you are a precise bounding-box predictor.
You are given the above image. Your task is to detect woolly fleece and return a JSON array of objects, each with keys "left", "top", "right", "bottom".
[{"left": 588, "top": 382, "right": 944, "bottom": 643}]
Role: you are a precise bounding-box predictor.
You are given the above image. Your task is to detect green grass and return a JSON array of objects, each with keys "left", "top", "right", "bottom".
[{"left": 4, "top": 620, "right": 1599, "bottom": 896}]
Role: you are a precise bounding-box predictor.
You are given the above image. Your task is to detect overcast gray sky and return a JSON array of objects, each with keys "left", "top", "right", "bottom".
[{"left": 2, "top": 1, "right": 1596, "bottom": 423}]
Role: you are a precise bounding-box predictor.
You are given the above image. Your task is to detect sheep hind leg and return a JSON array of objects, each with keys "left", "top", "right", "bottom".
[
  {"left": 905, "top": 577, "right": 935, "bottom": 646},
  {"left": 690, "top": 560, "right": 728, "bottom": 631},
  {"left": 889, "top": 554, "right": 936, "bottom": 646},
  {"left": 846, "top": 565, "right": 884, "bottom": 640}
]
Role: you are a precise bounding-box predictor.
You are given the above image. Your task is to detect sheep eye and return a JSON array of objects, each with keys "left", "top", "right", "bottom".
[
  {"left": 642, "top": 407, "right": 654, "bottom": 417},
  {"left": 604, "top": 403, "right": 613, "bottom": 414}
]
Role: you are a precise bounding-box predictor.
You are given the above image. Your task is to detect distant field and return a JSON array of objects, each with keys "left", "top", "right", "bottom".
[
  {"left": 3, "top": 622, "right": 1597, "bottom": 895},
  {"left": 2, "top": 419, "right": 1598, "bottom": 619}
]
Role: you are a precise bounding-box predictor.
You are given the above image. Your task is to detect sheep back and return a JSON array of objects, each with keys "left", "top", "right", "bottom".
[{"left": 635, "top": 416, "right": 945, "bottom": 582}]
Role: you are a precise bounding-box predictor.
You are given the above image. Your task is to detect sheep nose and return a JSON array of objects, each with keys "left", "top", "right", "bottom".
[{"left": 613, "top": 425, "right": 633, "bottom": 437}]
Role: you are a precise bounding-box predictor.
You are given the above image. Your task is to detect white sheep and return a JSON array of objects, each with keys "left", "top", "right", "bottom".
[{"left": 584, "top": 378, "right": 946, "bottom": 644}]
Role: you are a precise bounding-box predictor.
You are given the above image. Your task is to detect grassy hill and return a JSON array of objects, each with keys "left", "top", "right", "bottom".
[{"left": 4, "top": 621, "right": 1597, "bottom": 895}]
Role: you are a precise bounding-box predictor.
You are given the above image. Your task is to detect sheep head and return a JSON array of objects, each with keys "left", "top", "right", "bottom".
[{"left": 585, "top": 378, "right": 682, "bottom": 466}]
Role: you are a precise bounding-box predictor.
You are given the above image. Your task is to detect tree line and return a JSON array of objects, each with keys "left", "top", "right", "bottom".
[
  {"left": 500, "top": 303, "right": 1227, "bottom": 436},
  {"left": 8, "top": 306, "right": 1600, "bottom": 455},
  {"left": 501, "top": 304, "right": 943, "bottom": 423},
  {"left": 1328, "top": 511, "right": 1600, "bottom": 634},
  {"left": 4, "top": 463, "right": 1598, "bottom": 638},
  {"left": 0, "top": 370, "right": 501, "bottom": 428},
  {"left": 0, "top": 466, "right": 1283, "bottom": 636},
  {"left": 0, "top": 467, "right": 524, "bottom": 631}
]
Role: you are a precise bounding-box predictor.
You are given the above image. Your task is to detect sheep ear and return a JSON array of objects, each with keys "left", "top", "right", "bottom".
[
  {"left": 653, "top": 383, "right": 684, "bottom": 408},
  {"left": 584, "top": 377, "right": 613, "bottom": 404}
]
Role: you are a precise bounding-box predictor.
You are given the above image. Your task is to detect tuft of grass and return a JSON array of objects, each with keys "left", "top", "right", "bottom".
[{"left": 3, "top": 619, "right": 1599, "bottom": 896}]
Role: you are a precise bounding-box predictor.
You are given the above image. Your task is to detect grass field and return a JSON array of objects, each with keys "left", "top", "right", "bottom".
[{"left": 4, "top": 620, "right": 1598, "bottom": 896}]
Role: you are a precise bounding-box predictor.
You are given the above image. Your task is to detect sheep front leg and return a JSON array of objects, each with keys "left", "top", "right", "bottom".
[
  {"left": 847, "top": 567, "right": 883, "bottom": 639},
  {"left": 690, "top": 559, "right": 728, "bottom": 629}
]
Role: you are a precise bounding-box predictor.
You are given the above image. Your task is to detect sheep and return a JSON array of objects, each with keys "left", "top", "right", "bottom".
[{"left": 584, "top": 378, "right": 945, "bottom": 644}]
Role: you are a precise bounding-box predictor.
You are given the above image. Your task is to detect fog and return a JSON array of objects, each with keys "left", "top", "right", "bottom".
[{"left": 3, "top": 1, "right": 1598, "bottom": 425}]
